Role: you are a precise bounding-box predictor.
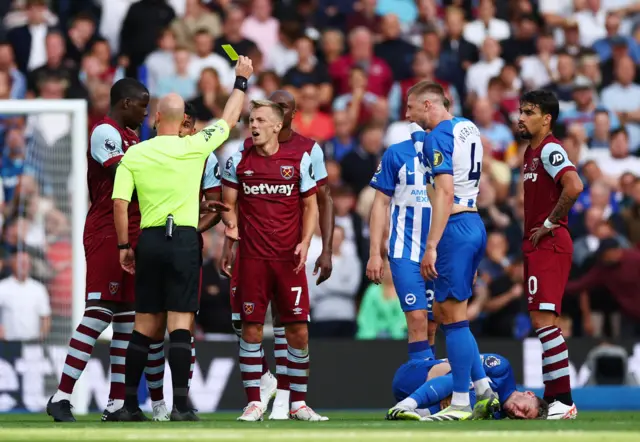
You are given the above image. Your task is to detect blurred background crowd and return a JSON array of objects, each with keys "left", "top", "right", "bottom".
[{"left": 1, "top": 0, "right": 640, "bottom": 344}]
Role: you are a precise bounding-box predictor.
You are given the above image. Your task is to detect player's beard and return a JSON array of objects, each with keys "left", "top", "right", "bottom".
[{"left": 518, "top": 125, "right": 533, "bottom": 140}]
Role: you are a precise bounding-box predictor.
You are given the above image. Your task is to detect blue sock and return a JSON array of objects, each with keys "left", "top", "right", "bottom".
[
  {"left": 442, "top": 321, "right": 473, "bottom": 394},
  {"left": 409, "top": 374, "right": 453, "bottom": 408},
  {"left": 408, "top": 340, "right": 434, "bottom": 360},
  {"left": 468, "top": 334, "right": 487, "bottom": 382}
]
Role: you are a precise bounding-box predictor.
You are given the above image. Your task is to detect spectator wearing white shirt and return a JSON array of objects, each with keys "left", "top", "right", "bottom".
[
  {"left": 0, "top": 252, "right": 51, "bottom": 341},
  {"left": 241, "top": 0, "right": 279, "bottom": 66},
  {"left": 519, "top": 31, "right": 558, "bottom": 90},
  {"left": 143, "top": 28, "right": 177, "bottom": 97},
  {"left": 187, "top": 29, "right": 233, "bottom": 92},
  {"left": 538, "top": 0, "right": 574, "bottom": 27},
  {"left": 265, "top": 21, "right": 300, "bottom": 77},
  {"left": 583, "top": 128, "right": 640, "bottom": 180},
  {"left": 307, "top": 226, "right": 361, "bottom": 338},
  {"left": 463, "top": 0, "right": 511, "bottom": 48},
  {"left": 466, "top": 37, "right": 504, "bottom": 100},
  {"left": 575, "top": 0, "right": 608, "bottom": 47},
  {"left": 601, "top": 56, "right": 640, "bottom": 152}
]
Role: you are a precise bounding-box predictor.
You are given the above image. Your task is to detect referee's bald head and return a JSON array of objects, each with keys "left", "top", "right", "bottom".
[{"left": 155, "top": 93, "right": 187, "bottom": 134}]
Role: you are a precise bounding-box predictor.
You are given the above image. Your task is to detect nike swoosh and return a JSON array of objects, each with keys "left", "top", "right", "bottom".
[{"left": 408, "top": 171, "right": 416, "bottom": 175}]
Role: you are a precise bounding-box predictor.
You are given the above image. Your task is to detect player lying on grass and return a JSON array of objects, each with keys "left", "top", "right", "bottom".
[{"left": 387, "top": 353, "right": 548, "bottom": 420}]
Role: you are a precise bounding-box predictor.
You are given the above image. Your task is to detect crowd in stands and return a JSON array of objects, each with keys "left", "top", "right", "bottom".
[{"left": 1, "top": 0, "right": 640, "bottom": 342}]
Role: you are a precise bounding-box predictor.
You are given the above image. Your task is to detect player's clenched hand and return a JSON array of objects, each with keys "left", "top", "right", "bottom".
[
  {"left": 235, "top": 55, "right": 253, "bottom": 80},
  {"left": 313, "top": 251, "right": 333, "bottom": 285},
  {"left": 294, "top": 241, "right": 309, "bottom": 274},
  {"left": 220, "top": 242, "right": 236, "bottom": 278},
  {"left": 200, "top": 200, "right": 230, "bottom": 214},
  {"left": 529, "top": 224, "right": 557, "bottom": 247},
  {"left": 120, "top": 249, "right": 135, "bottom": 275},
  {"left": 421, "top": 247, "right": 438, "bottom": 280},
  {"left": 366, "top": 255, "right": 385, "bottom": 285}
]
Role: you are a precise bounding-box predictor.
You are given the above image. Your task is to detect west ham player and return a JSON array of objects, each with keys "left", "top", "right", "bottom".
[
  {"left": 518, "top": 90, "right": 582, "bottom": 419},
  {"left": 408, "top": 81, "right": 498, "bottom": 421},
  {"left": 387, "top": 354, "right": 548, "bottom": 420},
  {"left": 221, "top": 90, "right": 332, "bottom": 420},
  {"left": 222, "top": 100, "right": 326, "bottom": 422},
  {"left": 366, "top": 135, "right": 436, "bottom": 360},
  {"left": 47, "top": 79, "right": 158, "bottom": 422}
]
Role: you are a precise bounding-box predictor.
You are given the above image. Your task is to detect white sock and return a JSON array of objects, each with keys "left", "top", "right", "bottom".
[
  {"left": 451, "top": 392, "right": 470, "bottom": 407},
  {"left": 106, "top": 399, "right": 124, "bottom": 413},
  {"left": 52, "top": 391, "right": 71, "bottom": 403},
  {"left": 261, "top": 371, "right": 273, "bottom": 382},
  {"left": 398, "top": 397, "right": 418, "bottom": 410},
  {"left": 274, "top": 389, "right": 290, "bottom": 406},
  {"left": 416, "top": 408, "right": 431, "bottom": 417},
  {"left": 291, "top": 400, "right": 306, "bottom": 411},
  {"left": 152, "top": 399, "right": 165, "bottom": 408},
  {"left": 473, "top": 377, "right": 491, "bottom": 396}
]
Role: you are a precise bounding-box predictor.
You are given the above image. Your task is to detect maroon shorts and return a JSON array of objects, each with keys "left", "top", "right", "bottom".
[
  {"left": 84, "top": 234, "right": 136, "bottom": 304},
  {"left": 237, "top": 257, "right": 310, "bottom": 324},
  {"left": 523, "top": 233, "right": 573, "bottom": 315}
]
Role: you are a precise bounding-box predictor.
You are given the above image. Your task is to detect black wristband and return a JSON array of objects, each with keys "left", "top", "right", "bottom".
[
  {"left": 118, "top": 243, "right": 131, "bottom": 250},
  {"left": 234, "top": 76, "right": 248, "bottom": 92}
]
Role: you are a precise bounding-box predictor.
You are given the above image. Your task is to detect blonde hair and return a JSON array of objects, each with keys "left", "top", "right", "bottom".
[
  {"left": 250, "top": 99, "right": 285, "bottom": 122},
  {"left": 407, "top": 81, "right": 451, "bottom": 110}
]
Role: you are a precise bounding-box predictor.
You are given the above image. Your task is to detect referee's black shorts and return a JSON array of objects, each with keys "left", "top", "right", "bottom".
[{"left": 135, "top": 226, "right": 200, "bottom": 313}]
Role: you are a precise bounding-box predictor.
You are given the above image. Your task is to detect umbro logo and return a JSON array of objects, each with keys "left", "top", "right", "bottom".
[{"left": 244, "top": 170, "right": 254, "bottom": 176}]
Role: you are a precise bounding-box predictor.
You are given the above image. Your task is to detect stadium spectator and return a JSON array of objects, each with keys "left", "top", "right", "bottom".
[
  {"left": 582, "top": 128, "right": 640, "bottom": 180},
  {"left": 519, "top": 31, "right": 557, "bottom": 91},
  {"left": 1, "top": 125, "right": 26, "bottom": 205},
  {"left": 333, "top": 65, "right": 378, "bottom": 127},
  {"left": 405, "top": 0, "right": 443, "bottom": 46},
  {"left": 292, "top": 84, "right": 334, "bottom": 143},
  {"left": 27, "top": 31, "right": 77, "bottom": 98},
  {"left": 6, "top": 0, "right": 52, "bottom": 74},
  {"left": 474, "top": 98, "right": 516, "bottom": 162},
  {"left": 340, "top": 124, "right": 384, "bottom": 194},
  {"left": 346, "top": 0, "right": 381, "bottom": 34},
  {"left": 329, "top": 27, "right": 393, "bottom": 98},
  {"left": 0, "top": 251, "right": 51, "bottom": 341},
  {"left": 214, "top": 5, "right": 258, "bottom": 68},
  {"left": 155, "top": 47, "right": 198, "bottom": 101},
  {"left": 322, "top": 110, "right": 357, "bottom": 162},
  {"left": 478, "top": 231, "right": 510, "bottom": 284},
  {"left": 374, "top": 14, "right": 416, "bottom": 82},
  {"left": 559, "top": 76, "right": 620, "bottom": 137},
  {"left": 463, "top": 0, "right": 511, "bottom": 48},
  {"left": 64, "top": 12, "right": 98, "bottom": 66},
  {"left": 241, "top": 0, "right": 279, "bottom": 66},
  {"left": 481, "top": 255, "right": 526, "bottom": 338},
  {"left": 308, "top": 225, "right": 361, "bottom": 338},
  {"left": 573, "top": 206, "right": 630, "bottom": 268},
  {"left": 171, "top": 0, "right": 222, "bottom": 51},
  {"left": 466, "top": 37, "right": 504, "bottom": 101},
  {"left": 593, "top": 11, "right": 638, "bottom": 62},
  {"left": 319, "top": 28, "right": 345, "bottom": 67},
  {"left": 188, "top": 29, "right": 233, "bottom": 92},
  {"left": 188, "top": 68, "right": 229, "bottom": 127},
  {"left": 356, "top": 260, "right": 406, "bottom": 340},
  {"left": 501, "top": 14, "right": 538, "bottom": 65},
  {"left": 87, "top": 81, "right": 111, "bottom": 130},
  {"left": 0, "top": 41, "right": 26, "bottom": 99},
  {"left": 266, "top": 21, "right": 301, "bottom": 77},
  {"left": 600, "top": 36, "right": 640, "bottom": 88},
  {"left": 282, "top": 35, "right": 332, "bottom": 107},
  {"left": 439, "top": 7, "right": 478, "bottom": 98},
  {"left": 588, "top": 110, "right": 613, "bottom": 149},
  {"left": 622, "top": 178, "right": 640, "bottom": 245},
  {"left": 143, "top": 28, "right": 177, "bottom": 98}
]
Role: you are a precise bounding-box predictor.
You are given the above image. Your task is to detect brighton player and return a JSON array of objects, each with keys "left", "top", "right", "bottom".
[
  {"left": 222, "top": 100, "right": 326, "bottom": 422},
  {"left": 366, "top": 135, "right": 436, "bottom": 359},
  {"left": 518, "top": 90, "right": 582, "bottom": 419},
  {"left": 408, "top": 81, "right": 498, "bottom": 421},
  {"left": 47, "top": 79, "right": 162, "bottom": 422},
  {"left": 221, "top": 90, "right": 332, "bottom": 420},
  {"left": 387, "top": 353, "right": 549, "bottom": 420}
]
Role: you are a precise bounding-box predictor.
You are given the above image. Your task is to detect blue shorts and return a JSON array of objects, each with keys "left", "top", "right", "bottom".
[
  {"left": 392, "top": 359, "right": 444, "bottom": 402},
  {"left": 435, "top": 212, "right": 486, "bottom": 303},
  {"left": 389, "top": 258, "right": 434, "bottom": 320}
]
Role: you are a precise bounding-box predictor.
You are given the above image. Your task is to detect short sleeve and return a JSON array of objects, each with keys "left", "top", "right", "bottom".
[
  {"left": 299, "top": 152, "right": 318, "bottom": 197},
  {"left": 540, "top": 142, "right": 576, "bottom": 183},
  {"left": 37, "top": 283, "right": 51, "bottom": 317},
  {"left": 221, "top": 150, "right": 242, "bottom": 189},
  {"left": 188, "top": 119, "right": 230, "bottom": 157},
  {"left": 112, "top": 163, "right": 135, "bottom": 202},
  {"left": 310, "top": 143, "right": 328, "bottom": 186},
  {"left": 369, "top": 148, "right": 398, "bottom": 196},
  {"left": 202, "top": 153, "right": 222, "bottom": 192},
  {"left": 90, "top": 124, "right": 124, "bottom": 167},
  {"left": 425, "top": 130, "right": 454, "bottom": 176}
]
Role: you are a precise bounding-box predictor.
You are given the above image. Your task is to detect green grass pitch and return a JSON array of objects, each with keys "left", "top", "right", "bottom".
[{"left": 0, "top": 412, "right": 639, "bottom": 442}]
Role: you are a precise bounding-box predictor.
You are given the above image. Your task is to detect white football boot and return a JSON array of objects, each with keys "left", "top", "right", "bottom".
[
  {"left": 152, "top": 400, "right": 170, "bottom": 421},
  {"left": 290, "top": 404, "right": 329, "bottom": 421},
  {"left": 547, "top": 401, "right": 577, "bottom": 420},
  {"left": 237, "top": 401, "right": 265, "bottom": 422}
]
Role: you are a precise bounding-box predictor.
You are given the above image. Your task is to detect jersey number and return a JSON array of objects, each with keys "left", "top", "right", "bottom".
[
  {"left": 468, "top": 142, "right": 481, "bottom": 187},
  {"left": 528, "top": 276, "right": 538, "bottom": 295},
  {"left": 291, "top": 287, "right": 302, "bottom": 306}
]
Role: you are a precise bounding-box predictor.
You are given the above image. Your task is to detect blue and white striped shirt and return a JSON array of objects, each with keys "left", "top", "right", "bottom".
[{"left": 370, "top": 139, "right": 432, "bottom": 263}]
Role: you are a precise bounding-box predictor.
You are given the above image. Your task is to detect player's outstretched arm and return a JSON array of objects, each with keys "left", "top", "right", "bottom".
[
  {"left": 197, "top": 190, "right": 225, "bottom": 233},
  {"left": 220, "top": 55, "right": 253, "bottom": 129},
  {"left": 295, "top": 193, "right": 319, "bottom": 274},
  {"left": 366, "top": 190, "right": 391, "bottom": 284},
  {"left": 422, "top": 174, "right": 454, "bottom": 280}
]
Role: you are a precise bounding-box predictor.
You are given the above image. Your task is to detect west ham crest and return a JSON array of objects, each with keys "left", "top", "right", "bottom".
[
  {"left": 531, "top": 158, "right": 540, "bottom": 171},
  {"left": 280, "top": 165, "right": 294, "bottom": 180},
  {"left": 109, "top": 282, "right": 120, "bottom": 295},
  {"left": 243, "top": 302, "right": 255, "bottom": 314}
]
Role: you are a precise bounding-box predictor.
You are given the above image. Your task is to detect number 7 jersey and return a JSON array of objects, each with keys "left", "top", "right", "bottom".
[{"left": 411, "top": 118, "right": 483, "bottom": 208}]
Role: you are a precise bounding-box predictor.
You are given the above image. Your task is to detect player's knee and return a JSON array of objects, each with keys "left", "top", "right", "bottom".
[
  {"left": 134, "top": 312, "right": 165, "bottom": 336},
  {"left": 405, "top": 310, "right": 428, "bottom": 339},
  {"left": 241, "top": 322, "right": 263, "bottom": 343},
  {"left": 529, "top": 310, "right": 556, "bottom": 330},
  {"left": 437, "top": 299, "right": 468, "bottom": 324},
  {"left": 167, "top": 311, "right": 194, "bottom": 334},
  {"left": 284, "top": 322, "right": 308, "bottom": 348}
]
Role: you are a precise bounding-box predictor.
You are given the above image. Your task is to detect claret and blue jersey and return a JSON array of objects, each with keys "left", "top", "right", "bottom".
[{"left": 370, "top": 139, "right": 434, "bottom": 316}]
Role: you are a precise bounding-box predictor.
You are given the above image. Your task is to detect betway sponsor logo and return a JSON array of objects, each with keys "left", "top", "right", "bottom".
[{"left": 242, "top": 182, "right": 295, "bottom": 196}]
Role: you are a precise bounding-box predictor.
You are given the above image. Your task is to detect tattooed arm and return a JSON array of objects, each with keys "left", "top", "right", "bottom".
[{"left": 548, "top": 170, "right": 584, "bottom": 224}]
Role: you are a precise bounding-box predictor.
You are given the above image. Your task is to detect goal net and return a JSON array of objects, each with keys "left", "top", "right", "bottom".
[{"left": 0, "top": 99, "right": 89, "bottom": 413}]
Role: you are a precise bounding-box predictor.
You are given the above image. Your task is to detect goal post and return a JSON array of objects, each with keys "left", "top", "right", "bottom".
[{"left": 0, "top": 99, "right": 90, "bottom": 413}]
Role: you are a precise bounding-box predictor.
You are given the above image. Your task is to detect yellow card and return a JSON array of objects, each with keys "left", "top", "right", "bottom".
[{"left": 221, "top": 44, "right": 239, "bottom": 61}]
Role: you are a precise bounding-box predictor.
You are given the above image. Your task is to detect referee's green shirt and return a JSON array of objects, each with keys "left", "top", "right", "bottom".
[{"left": 112, "top": 119, "right": 230, "bottom": 229}]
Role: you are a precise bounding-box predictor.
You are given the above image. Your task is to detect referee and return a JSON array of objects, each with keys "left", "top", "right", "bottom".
[{"left": 111, "top": 56, "right": 253, "bottom": 421}]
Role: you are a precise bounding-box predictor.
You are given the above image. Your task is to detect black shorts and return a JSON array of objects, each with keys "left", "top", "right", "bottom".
[{"left": 135, "top": 226, "right": 200, "bottom": 313}]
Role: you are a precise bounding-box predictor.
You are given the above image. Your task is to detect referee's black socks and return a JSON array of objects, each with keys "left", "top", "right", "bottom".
[
  {"left": 124, "top": 331, "right": 153, "bottom": 410},
  {"left": 169, "top": 329, "right": 192, "bottom": 411}
]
